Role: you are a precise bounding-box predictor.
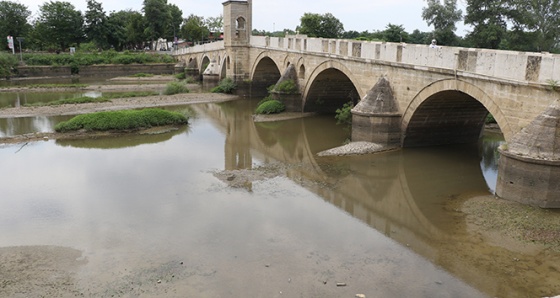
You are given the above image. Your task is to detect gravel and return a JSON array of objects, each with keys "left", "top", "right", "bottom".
[{"left": 317, "top": 141, "right": 397, "bottom": 156}]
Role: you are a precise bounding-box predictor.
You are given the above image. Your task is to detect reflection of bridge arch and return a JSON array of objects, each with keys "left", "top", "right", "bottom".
[
  {"left": 402, "top": 79, "right": 513, "bottom": 143},
  {"left": 303, "top": 61, "right": 363, "bottom": 113},
  {"left": 193, "top": 100, "right": 526, "bottom": 293},
  {"left": 194, "top": 101, "right": 490, "bottom": 243}
]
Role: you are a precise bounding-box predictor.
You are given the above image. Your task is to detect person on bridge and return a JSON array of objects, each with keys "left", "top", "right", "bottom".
[{"left": 430, "top": 39, "right": 439, "bottom": 48}]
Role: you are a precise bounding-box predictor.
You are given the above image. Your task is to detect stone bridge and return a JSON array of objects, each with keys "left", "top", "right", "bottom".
[{"left": 174, "top": 0, "right": 560, "bottom": 207}]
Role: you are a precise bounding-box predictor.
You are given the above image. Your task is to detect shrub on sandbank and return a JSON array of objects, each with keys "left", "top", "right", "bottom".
[{"left": 55, "top": 109, "right": 188, "bottom": 132}]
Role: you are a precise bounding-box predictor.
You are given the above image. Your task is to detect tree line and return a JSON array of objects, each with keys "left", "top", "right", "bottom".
[
  {"left": 1, "top": 0, "right": 559, "bottom": 53},
  {"left": 259, "top": 0, "right": 560, "bottom": 54},
  {"left": 0, "top": 0, "right": 223, "bottom": 52}
]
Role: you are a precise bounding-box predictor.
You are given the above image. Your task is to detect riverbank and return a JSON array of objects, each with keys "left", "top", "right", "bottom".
[{"left": 0, "top": 92, "right": 235, "bottom": 119}]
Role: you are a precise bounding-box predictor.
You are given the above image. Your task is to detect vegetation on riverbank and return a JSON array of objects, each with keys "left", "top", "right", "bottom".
[
  {"left": 255, "top": 97, "right": 285, "bottom": 114},
  {"left": 211, "top": 78, "right": 237, "bottom": 94},
  {"left": 0, "top": 52, "right": 175, "bottom": 78},
  {"left": 0, "top": 53, "right": 18, "bottom": 78},
  {"left": 22, "top": 91, "right": 160, "bottom": 107},
  {"left": 164, "top": 81, "right": 190, "bottom": 95},
  {"left": 54, "top": 108, "right": 188, "bottom": 132},
  {"left": 23, "top": 51, "right": 174, "bottom": 67},
  {"left": 335, "top": 101, "right": 354, "bottom": 126}
]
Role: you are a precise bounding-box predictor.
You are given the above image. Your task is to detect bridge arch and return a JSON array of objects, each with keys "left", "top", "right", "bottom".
[
  {"left": 250, "top": 52, "right": 282, "bottom": 97},
  {"left": 401, "top": 79, "right": 512, "bottom": 147},
  {"left": 219, "top": 55, "right": 229, "bottom": 79},
  {"left": 303, "top": 60, "right": 364, "bottom": 113},
  {"left": 200, "top": 55, "right": 211, "bottom": 74}
]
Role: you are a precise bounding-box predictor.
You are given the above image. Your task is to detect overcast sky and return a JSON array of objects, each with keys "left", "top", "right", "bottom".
[{"left": 18, "top": 0, "right": 471, "bottom": 36}]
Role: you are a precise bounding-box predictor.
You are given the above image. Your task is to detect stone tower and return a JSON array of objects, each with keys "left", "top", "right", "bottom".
[{"left": 222, "top": 0, "right": 252, "bottom": 84}]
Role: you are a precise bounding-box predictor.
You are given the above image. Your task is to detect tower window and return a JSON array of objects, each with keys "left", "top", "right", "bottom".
[{"left": 236, "top": 17, "right": 246, "bottom": 29}]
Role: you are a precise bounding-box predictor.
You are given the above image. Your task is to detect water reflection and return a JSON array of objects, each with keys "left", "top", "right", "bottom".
[
  {"left": 0, "top": 75, "right": 138, "bottom": 88},
  {"left": 479, "top": 131, "right": 504, "bottom": 193},
  {"left": 193, "top": 100, "right": 557, "bottom": 297},
  {"left": 56, "top": 126, "right": 190, "bottom": 149},
  {"left": 0, "top": 115, "right": 71, "bottom": 137}
]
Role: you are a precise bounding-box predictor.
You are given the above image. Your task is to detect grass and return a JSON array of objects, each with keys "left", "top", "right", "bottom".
[
  {"left": 130, "top": 73, "right": 154, "bottom": 77},
  {"left": 164, "top": 81, "right": 190, "bottom": 95},
  {"left": 23, "top": 91, "right": 159, "bottom": 107},
  {"left": 274, "top": 79, "right": 298, "bottom": 94},
  {"left": 25, "top": 96, "right": 111, "bottom": 107},
  {"left": 55, "top": 108, "right": 188, "bottom": 132}
]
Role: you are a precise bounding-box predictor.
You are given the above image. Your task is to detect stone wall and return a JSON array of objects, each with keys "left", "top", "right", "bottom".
[
  {"left": 17, "top": 66, "right": 72, "bottom": 77},
  {"left": 79, "top": 63, "right": 175, "bottom": 76}
]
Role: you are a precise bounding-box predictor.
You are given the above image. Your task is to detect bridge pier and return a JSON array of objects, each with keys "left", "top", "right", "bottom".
[
  {"left": 185, "top": 59, "right": 200, "bottom": 81},
  {"left": 351, "top": 77, "right": 401, "bottom": 148},
  {"left": 269, "top": 64, "right": 302, "bottom": 112},
  {"left": 496, "top": 102, "right": 560, "bottom": 208}
]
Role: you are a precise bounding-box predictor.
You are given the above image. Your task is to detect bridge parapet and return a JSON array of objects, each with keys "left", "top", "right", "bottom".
[
  {"left": 250, "top": 35, "right": 560, "bottom": 85},
  {"left": 174, "top": 40, "right": 225, "bottom": 56}
]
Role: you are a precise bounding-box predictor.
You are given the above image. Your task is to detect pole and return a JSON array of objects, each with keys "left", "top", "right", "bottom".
[
  {"left": 18, "top": 39, "right": 22, "bottom": 62},
  {"left": 16, "top": 37, "right": 24, "bottom": 63}
]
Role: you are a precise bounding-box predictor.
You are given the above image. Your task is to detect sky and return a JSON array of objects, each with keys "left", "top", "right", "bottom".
[{"left": 17, "top": 0, "right": 471, "bottom": 36}]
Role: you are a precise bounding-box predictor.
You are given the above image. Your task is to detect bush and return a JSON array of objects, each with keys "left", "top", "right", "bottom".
[
  {"left": 111, "top": 55, "right": 137, "bottom": 64},
  {"left": 0, "top": 53, "right": 18, "bottom": 78},
  {"left": 54, "top": 109, "right": 188, "bottom": 132},
  {"left": 255, "top": 99, "right": 285, "bottom": 114},
  {"left": 274, "top": 79, "right": 298, "bottom": 94},
  {"left": 486, "top": 113, "right": 496, "bottom": 124},
  {"left": 335, "top": 101, "right": 354, "bottom": 126},
  {"left": 211, "top": 77, "right": 237, "bottom": 93},
  {"left": 175, "top": 72, "right": 186, "bottom": 80},
  {"left": 164, "top": 81, "right": 190, "bottom": 95},
  {"left": 257, "top": 95, "right": 273, "bottom": 106}
]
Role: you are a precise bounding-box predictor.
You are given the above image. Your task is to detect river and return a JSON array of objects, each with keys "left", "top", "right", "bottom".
[{"left": 0, "top": 96, "right": 558, "bottom": 297}]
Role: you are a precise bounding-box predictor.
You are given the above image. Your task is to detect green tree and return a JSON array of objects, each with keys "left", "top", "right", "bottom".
[
  {"left": 36, "top": 1, "right": 84, "bottom": 50},
  {"left": 180, "top": 14, "right": 209, "bottom": 44},
  {"left": 382, "top": 24, "right": 408, "bottom": 42},
  {"left": 297, "top": 12, "right": 344, "bottom": 38},
  {"left": 103, "top": 10, "right": 146, "bottom": 50},
  {"left": 84, "top": 0, "right": 108, "bottom": 49},
  {"left": 166, "top": 3, "right": 182, "bottom": 45},
  {"left": 508, "top": 0, "right": 560, "bottom": 52},
  {"left": 408, "top": 29, "right": 432, "bottom": 45},
  {"left": 142, "top": 0, "right": 168, "bottom": 49},
  {"left": 342, "top": 30, "right": 360, "bottom": 39},
  {"left": 105, "top": 11, "right": 127, "bottom": 50},
  {"left": 422, "top": 0, "right": 463, "bottom": 46},
  {"left": 27, "top": 20, "right": 49, "bottom": 50},
  {"left": 464, "top": 0, "right": 508, "bottom": 49},
  {"left": 124, "top": 10, "right": 146, "bottom": 49},
  {"left": 206, "top": 15, "right": 223, "bottom": 34},
  {"left": 0, "top": 1, "right": 31, "bottom": 49}
]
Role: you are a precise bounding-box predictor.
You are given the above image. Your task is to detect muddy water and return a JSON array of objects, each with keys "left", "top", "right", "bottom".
[{"left": 0, "top": 99, "right": 558, "bottom": 297}]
